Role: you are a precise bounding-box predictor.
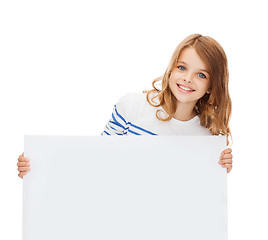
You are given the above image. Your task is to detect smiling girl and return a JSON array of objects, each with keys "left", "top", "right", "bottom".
[{"left": 17, "top": 33, "right": 233, "bottom": 178}]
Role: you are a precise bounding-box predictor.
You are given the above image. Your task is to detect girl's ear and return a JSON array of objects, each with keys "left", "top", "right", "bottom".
[{"left": 207, "top": 87, "right": 212, "bottom": 94}]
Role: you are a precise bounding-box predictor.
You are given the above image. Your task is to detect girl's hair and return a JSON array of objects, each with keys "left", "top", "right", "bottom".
[{"left": 143, "top": 33, "right": 233, "bottom": 147}]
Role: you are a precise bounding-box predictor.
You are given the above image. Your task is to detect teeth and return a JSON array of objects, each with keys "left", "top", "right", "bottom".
[{"left": 179, "top": 85, "right": 193, "bottom": 91}]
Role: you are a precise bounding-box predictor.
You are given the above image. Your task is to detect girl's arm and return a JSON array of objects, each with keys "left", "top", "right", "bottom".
[
  {"left": 101, "top": 104, "right": 129, "bottom": 136},
  {"left": 101, "top": 92, "right": 133, "bottom": 136}
]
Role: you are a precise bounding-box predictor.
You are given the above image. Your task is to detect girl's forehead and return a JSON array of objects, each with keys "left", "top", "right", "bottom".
[{"left": 176, "top": 47, "right": 208, "bottom": 71}]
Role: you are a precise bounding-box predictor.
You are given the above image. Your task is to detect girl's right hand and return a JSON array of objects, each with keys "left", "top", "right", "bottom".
[{"left": 17, "top": 152, "right": 31, "bottom": 179}]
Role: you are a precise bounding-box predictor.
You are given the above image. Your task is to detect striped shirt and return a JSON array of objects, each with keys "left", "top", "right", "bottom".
[{"left": 101, "top": 91, "right": 212, "bottom": 136}]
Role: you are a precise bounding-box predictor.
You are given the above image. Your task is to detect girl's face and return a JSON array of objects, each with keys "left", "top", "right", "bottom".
[{"left": 169, "top": 47, "right": 211, "bottom": 106}]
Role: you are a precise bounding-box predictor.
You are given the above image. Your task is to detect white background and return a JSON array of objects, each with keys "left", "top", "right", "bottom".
[{"left": 0, "top": 0, "right": 267, "bottom": 239}]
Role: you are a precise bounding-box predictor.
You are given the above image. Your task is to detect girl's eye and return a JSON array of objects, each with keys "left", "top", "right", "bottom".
[
  {"left": 198, "top": 73, "right": 206, "bottom": 78},
  {"left": 177, "top": 66, "right": 207, "bottom": 79}
]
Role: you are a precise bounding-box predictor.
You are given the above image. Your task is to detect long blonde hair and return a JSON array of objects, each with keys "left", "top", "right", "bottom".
[{"left": 143, "top": 34, "right": 233, "bottom": 146}]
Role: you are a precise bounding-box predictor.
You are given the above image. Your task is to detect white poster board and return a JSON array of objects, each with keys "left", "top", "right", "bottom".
[{"left": 23, "top": 135, "right": 227, "bottom": 240}]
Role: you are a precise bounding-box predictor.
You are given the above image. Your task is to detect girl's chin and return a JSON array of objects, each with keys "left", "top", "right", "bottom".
[{"left": 173, "top": 94, "right": 200, "bottom": 104}]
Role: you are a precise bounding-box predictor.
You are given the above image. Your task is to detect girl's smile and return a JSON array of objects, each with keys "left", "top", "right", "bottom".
[{"left": 177, "top": 83, "right": 195, "bottom": 93}]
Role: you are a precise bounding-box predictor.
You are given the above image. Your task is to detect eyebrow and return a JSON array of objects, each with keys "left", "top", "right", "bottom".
[{"left": 177, "top": 61, "right": 210, "bottom": 75}]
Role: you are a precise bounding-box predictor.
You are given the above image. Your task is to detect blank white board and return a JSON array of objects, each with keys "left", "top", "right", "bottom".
[{"left": 23, "top": 135, "right": 227, "bottom": 240}]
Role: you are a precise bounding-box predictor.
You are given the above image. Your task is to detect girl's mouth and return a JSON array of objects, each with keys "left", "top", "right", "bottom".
[{"left": 177, "top": 84, "right": 195, "bottom": 93}]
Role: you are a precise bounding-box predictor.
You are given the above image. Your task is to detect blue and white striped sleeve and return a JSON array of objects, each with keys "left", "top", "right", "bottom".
[{"left": 101, "top": 92, "right": 133, "bottom": 136}]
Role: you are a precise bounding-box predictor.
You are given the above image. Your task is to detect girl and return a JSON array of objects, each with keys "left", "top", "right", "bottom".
[{"left": 17, "top": 33, "right": 233, "bottom": 178}]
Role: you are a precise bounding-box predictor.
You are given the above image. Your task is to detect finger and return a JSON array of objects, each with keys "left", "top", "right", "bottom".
[
  {"left": 221, "top": 148, "right": 232, "bottom": 155},
  {"left": 17, "top": 167, "right": 31, "bottom": 172},
  {"left": 17, "top": 162, "right": 30, "bottom": 167},
  {"left": 221, "top": 164, "right": 232, "bottom": 168},
  {"left": 220, "top": 153, "right": 233, "bottom": 159},
  {"left": 18, "top": 157, "right": 29, "bottom": 162},
  {"left": 219, "top": 159, "right": 233, "bottom": 164},
  {"left": 227, "top": 166, "right": 233, "bottom": 173},
  {"left": 18, "top": 171, "right": 27, "bottom": 178}
]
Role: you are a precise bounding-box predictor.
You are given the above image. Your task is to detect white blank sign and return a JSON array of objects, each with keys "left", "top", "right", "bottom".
[{"left": 23, "top": 135, "right": 227, "bottom": 240}]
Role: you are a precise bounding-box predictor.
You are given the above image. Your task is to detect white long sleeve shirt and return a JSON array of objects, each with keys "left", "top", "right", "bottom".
[{"left": 101, "top": 91, "right": 212, "bottom": 136}]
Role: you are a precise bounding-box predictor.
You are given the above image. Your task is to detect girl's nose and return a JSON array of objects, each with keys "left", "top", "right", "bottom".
[
  {"left": 183, "top": 73, "right": 193, "bottom": 83},
  {"left": 183, "top": 77, "right": 192, "bottom": 83}
]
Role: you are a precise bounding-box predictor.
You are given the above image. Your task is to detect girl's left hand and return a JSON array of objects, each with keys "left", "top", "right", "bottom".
[{"left": 218, "top": 148, "right": 233, "bottom": 173}]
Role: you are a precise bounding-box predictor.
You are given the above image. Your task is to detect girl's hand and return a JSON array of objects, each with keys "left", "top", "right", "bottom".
[
  {"left": 218, "top": 148, "right": 233, "bottom": 173},
  {"left": 17, "top": 152, "right": 31, "bottom": 179}
]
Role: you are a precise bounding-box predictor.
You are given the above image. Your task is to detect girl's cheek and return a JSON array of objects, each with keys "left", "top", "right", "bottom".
[{"left": 174, "top": 73, "right": 184, "bottom": 80}]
